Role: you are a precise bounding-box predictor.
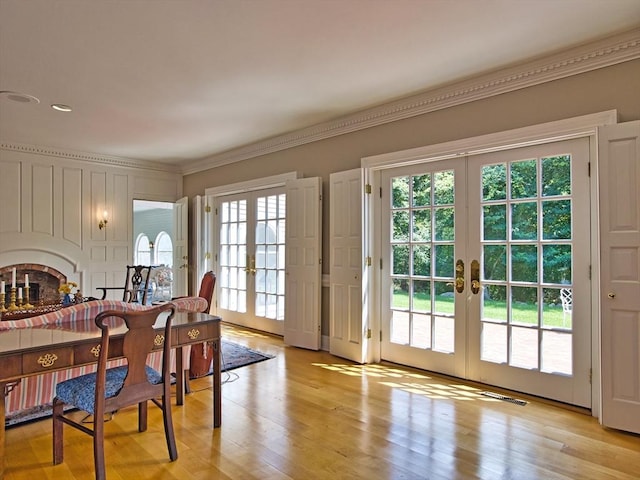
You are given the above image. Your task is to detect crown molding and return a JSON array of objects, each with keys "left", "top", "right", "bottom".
[
  {"left": 182, "top": 27, "right": 640, "bottom": 175},
  {"left": 0, "top": 142, "right": 181, "bottom": 174}
]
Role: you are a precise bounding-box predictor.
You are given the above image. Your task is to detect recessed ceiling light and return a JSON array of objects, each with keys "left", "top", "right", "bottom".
[
  {"left": 0, "top": 91, "right": 40, "bottom": 104},
  {"left": 51, "top": 104, "right": 72, "bottom": 112}
]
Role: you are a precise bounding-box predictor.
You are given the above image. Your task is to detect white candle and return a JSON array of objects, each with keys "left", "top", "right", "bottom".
[
  {"left": 1, "top": 281, "right": 5, "bottom": 292},
  {"left": 25, "top": 274, "right": 29, "bottom": 287},
  {"left": 18, "top": 287, "right": 22, "bottom": 299},
  {"left": 12, "top": 268, "right": 16, "bottom": 288}
]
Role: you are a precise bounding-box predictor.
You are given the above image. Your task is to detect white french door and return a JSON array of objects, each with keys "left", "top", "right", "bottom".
[
  {"left": 379, "top": 138, "right": 592, "bottom": 407},
  {"left": 216, "top": 187, "right": 286, "bottom": 335}
]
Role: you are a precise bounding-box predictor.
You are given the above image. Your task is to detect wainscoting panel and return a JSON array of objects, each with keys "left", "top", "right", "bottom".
[
  {"left": 31, "top": 164, "right": 54, "bottom": 235},
  {"left": 0, "top": 159, "right": 21, "bottom": 233},
  {"left": 113, "top": 173, "right": 129, "bottom": 244},
  {"left": 62, "top": 167, "right": 83, "bottom": 247}
]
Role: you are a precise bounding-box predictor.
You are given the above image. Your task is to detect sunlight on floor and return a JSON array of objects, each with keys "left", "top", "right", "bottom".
[
  {"left": 312, "top": 363, "right": 504, "bottom": 402},
  {"left": 222, "top": 325, "right": 271, "bottom": 339}
]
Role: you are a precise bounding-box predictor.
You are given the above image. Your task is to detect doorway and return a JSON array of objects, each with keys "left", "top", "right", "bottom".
[{"left": 378, "top": 138, "right": 591, "bottom": 407}]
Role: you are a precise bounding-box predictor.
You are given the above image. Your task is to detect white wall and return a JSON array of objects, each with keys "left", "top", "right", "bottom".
[{"left": 0, "top": 148, "right": 182, "bottom": 299}]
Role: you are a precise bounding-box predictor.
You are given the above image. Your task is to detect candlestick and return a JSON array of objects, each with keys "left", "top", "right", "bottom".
[
  {"left": 23, "top": 285, "right": 33, "bottom": 309},
  {"left": 0, "top": 291, "right": 6, "bottom": 313},
  {"left": 12, "top": 268, "right": 16, "bottom": 288},
  {"left": 8, "top": 287, "right": 18, "bottom": 311}
]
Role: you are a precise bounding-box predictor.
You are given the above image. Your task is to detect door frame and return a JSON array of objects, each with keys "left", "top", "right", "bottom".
[{"left": 362, "top": 110, "right": 618, "bottom": 416}]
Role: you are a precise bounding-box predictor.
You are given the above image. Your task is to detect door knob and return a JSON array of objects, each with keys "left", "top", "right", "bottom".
[{"left": 607, "top": 292, "right": 616, "bottom": 299}]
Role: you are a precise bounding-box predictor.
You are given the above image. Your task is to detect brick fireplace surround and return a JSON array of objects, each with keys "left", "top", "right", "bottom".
[{"left": 0, "top": 263, "right": 67, "bottom": 305}]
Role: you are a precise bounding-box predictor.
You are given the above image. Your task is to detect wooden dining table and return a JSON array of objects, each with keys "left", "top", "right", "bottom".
[{"left": 0, "top": 310, "right": 221, "bottom": 479}]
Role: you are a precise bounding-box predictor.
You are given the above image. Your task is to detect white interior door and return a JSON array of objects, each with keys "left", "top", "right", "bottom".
[
  {"left": 329, "top": 169, "right": 366, "bottom": 362},
  {"left": 172, "top": 196, "right": 188, "bottom": 297},
  {"left": 380, "top": 159, "right": 467, "bottom": 377},
  {"left": 467, "top": 139, "right": 591, "bottom": 407},
  {"left": 378, "top": 138, "right": 592, "bottom": 406},
  {"left": 217, "top": 188, "right": 287, "bottom": 335},
  {"left": 284, "top": 177, "right": 322, "bottom": 349},
  {"left": 599, "top": 121, "right": 640, "bottom": 433}
]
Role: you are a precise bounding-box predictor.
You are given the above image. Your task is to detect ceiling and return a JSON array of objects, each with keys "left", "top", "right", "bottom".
[{"left": 1, "top": 0, "right": 639, "bottom": 171}]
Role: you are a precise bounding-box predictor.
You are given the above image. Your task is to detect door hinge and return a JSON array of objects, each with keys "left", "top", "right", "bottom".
[
  {"left": 589, "top": 368, "right": 592, "bottom": 384},
  {"left": 205, "top": 252, "right": 211, "bottom": 260},
  {"left": 589, "top": 265, "right": 591, "bottom": 279},
  {"left": 366, "top": 328, "right": 371, "bottom": 339},
  {"left": 379, "top": 258, "right": 383, "bottom": 269},
  {"left": 379, "top": 187, "right": 382, "bottom": 198},
  {"left": 365, "top": 184, "right": 372, "bottom": 194},
  {"left": 365, "top": 256, "right": 372, "bottom": 267},
  {"left": 215, "top": 207, "right": 218, "bottom": 215},
  {"left": 380, "top": 330, "right": 383, "bottom": 341},
  {"left": 215, "top": 253, "right": 218, "bottom": 262},
  {"left": 588, "top": 162, "right": 591, "bottom": 177},
  {"left": 205, "top": 205, "right": 212, "bottom": 213}
]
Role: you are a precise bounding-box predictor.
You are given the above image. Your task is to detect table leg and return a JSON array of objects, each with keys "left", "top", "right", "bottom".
[
  {"left": 212, "top": 339, "right": 221, "bottom": 427},
  {"left": 175, "top": 347, "right": 184, "bottom": 406},
  {"left": 1, "top": 382, "right": 6, "bottom": 479}
]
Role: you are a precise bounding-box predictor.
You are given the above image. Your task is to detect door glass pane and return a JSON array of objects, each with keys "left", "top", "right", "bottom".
[
  {"left": 480, "top": 154, "right": 575, "bottom": 375},
  {"left": 220, "top": 200, "right": 247, "bottom": 314},
  {"left": 389, "top": 170, "right": 456, "bottom": 352},
  {"left": 482, "top": 164, "right": 506, "bottom": 201},
  {"left": 254, "top": 194, "right": 286, "bottom": 320}
]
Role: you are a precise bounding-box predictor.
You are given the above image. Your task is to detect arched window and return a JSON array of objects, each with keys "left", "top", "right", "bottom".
[
  {"left": 155, "top": 231, "right": 173, "bottom": 267},
  {"left": 135, "top": 234, "right": 151, "bottom": 265}
]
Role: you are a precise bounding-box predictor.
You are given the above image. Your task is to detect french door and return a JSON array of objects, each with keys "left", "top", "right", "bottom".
[
  {"left": 380, "top": 138, "right": 591, "bottom": 407},
  {"left": 216, "top": 187, "right": 286, "bottom": 335}
]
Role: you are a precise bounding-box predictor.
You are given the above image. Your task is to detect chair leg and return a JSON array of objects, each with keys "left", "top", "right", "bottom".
[
  {"left": 138, "top": 400, "right": 148, "bottom": 432},
  {"left": 161, "top": 394, "right": 178, "bottom": 461},
  {"left": 184, "top": 369, "right": 191, "bottom": 394},
  {"left": 93, "top": 408, "right": 106, "bottom": 480},
  {"left": 52, "top": 397, "right": 64, "bottom": 465}
]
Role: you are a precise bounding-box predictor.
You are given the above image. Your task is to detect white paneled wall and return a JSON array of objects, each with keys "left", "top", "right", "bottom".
[{"left": 0, "top": 147, "right": 182, "bottom": 300}]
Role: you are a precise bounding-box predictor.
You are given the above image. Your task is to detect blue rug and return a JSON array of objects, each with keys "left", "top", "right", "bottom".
[{"left": 5, "top": 341, "right": 273, "bottom": 428}]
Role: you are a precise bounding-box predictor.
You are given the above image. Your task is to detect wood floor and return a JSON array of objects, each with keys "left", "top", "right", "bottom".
[{"left": 5, "top": 323, "right": 640, "bottom": 480}]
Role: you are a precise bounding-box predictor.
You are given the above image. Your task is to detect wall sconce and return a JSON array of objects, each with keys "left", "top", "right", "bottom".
[
  {"left": 98, "top": 210, "right": 108, "bottom": 230},
  {"left": 149, "top": 241, "right": 154, "bottom": 249}
]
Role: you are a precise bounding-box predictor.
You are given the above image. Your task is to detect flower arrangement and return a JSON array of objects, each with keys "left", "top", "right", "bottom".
[{"left": 58, "top": 282, "right": 78, "bottom": 294}]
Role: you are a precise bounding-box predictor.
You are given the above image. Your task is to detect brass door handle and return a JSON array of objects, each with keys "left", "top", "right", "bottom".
[
  {"left": 455, "top": 259, "right": 464, "bottom": 293},
  {"left": 470, "top": 260, "right": 480, "bottom": 294},
  {"left": 607, "top": 292, "right": 616, "bottom": 299}
]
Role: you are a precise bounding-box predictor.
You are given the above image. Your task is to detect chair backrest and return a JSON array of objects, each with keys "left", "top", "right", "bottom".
[
  {"left": 197, "top": 271, "right": 216, "bottom": 312},
  {"left": 94, "top": 303, "right": 175, "bottom": 410},
  {"left": 123, "top": 265, "right": 153, "bottom": 304},
  {"left": 560, "top": 288, "right": 572, "bottom": 313}
]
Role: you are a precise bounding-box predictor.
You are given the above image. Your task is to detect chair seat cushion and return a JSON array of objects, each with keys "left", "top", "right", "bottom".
[{"left": 55, "top": 365, "right": 162, "bottom": 414}]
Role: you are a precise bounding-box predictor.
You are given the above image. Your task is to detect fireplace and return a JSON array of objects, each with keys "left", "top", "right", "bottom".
[{"left": 0, "top": 263, "right": 67, "bottom": 305}]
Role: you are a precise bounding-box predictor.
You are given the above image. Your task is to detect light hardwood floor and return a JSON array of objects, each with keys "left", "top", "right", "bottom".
[{"left": 5, "top": 323, "right": 640, "bottom": 479}]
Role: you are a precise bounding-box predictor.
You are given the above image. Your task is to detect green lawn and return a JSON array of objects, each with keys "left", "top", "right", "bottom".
[{"left": 393, "top": 292, "right": 569, "bottom": 328}]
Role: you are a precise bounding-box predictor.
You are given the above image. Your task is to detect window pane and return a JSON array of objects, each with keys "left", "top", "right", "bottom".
[
  {"left": 392, "top": 177, "right": 410, "bottom": 208},
  {"left": 482, "top": 164, "right": 506, "bottom": 201},
  {"left": 412, "top": 245, "right": 431, "bottom": 277},
  {"left": 434, "top": 245, "right": 454, "bottom": 278},
  {"left": 483, "top": 245, "right": 506, "bottom": 281},
  {"left": 511, "top": 245, "right": 538, "bottom": 282},
  {"left": 392, "top": 211, "right": 409, "bottom": 241},
  {"left": 510, "top": 159, "right": 537, "bottom": 199},
  {"left": 542, "top": 155, "right": 571, "bottom": 197},
  {"left": 543, "top": 199, "right": 571, "bottom": 240},
  {"left": 433, "top": 171, "right": 454, "bottom": 205},
  {"left": 412, "top": 174, "right": 431, "bottom": 207},
  {"left": 483, "top": 204, "right": 506, "bottom": 240},
  {"left": 511, "top": 202, "right": 538, "bottom": 240},
  {"left": 393, "top": 245, "right": 410, "bottom": 275},
  {"left": 412, "top": 209, "right": 431, "bottom": 242},
  {"left": 543, "top": 244, "right": 572, "bottom": 284},
  {"left": 434, "top": 207, "right": 454, "bottom": 241}
]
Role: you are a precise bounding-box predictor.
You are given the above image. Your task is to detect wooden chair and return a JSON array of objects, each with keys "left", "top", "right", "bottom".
[
  {"left": 96, "top": 265, "right": 153, "bottom": 304},
  {"left": 174, "top": 271, "right": 216, "bottom": 394},
  {"left": 52, "top": 303, "right": 178, "bottom": 479}
]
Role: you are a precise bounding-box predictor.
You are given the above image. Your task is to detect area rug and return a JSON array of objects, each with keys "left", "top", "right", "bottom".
[
  {"left": 220, "top": 340, "right": 274, "bottom": 372},
  {"left": 5, "top": 341, "right": 273, "bottom": 428}
]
